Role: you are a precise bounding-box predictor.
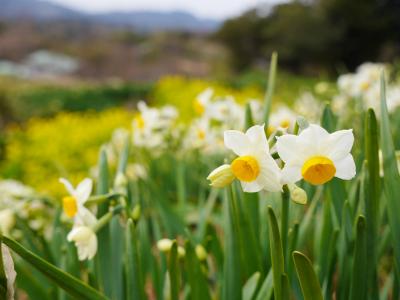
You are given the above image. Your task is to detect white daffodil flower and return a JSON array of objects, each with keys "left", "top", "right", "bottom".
[
  {"left": 193, "top": 88, "right": 213, "bottom": 115},
  {"left": 268, "top": 106, "right": 298, "bottom": 135},
  {"left": 67, "top": 226, "right": 97, "bottom": 261},
  {"left": 276, "top": 124, "right": 356, "bottom": 185},
  {"left": 223, "top": 124, "right": 282, "bottom": 193},
  {"left": 59, "top": 178, "right": 97, "bottom": 227}
]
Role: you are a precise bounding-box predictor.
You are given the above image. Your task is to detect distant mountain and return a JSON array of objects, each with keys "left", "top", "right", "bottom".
[
  {"left": 93, "top": 11, "right": 220, "bottom": 32},
  {"left": 0, "top": 0, "right": 221, "bottom": 32},
  {"left": 0, "top": 0, "right": 83, "bottom": 20}
]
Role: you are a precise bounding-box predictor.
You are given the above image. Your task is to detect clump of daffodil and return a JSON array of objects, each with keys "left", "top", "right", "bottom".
[
  {"left": 276, "top": 124, "right": 356, "bottom": 185},
  {"left": 208, "top": 124, "right": 282, "bottom": 193}
]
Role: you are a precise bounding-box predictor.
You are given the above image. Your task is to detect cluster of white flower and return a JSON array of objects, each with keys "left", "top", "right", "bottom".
[
  {"left": 0, "top": 180, "right": 50, "bottom": 236},
  {"left": 333, "top": 62, "right": 400, "bottom": 114},
  {"left": 132, "top": 101, "right": 178, "bottom": 152}
]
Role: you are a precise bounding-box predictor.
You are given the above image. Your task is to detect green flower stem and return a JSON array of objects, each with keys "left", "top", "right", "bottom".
[
  {"left": 92, "top": 205, "right": 123, "bottom": 233},
  {"left": 281, "top": 185, "right": 290, "bottom": 267}
]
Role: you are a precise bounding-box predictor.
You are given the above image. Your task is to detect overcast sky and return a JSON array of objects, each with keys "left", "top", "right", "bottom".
[{"left": 46, "top": 0, "right": 286, "bottom": 19}]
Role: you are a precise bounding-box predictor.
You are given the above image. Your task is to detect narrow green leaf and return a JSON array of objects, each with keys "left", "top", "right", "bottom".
[
  {"left": 110, "top": 217, "right": 124, "bottom": 300},
  {"left": 321, "top": 103, "right": 336, "bottom": 132},
  {"left": 280, "top": 186, "right": 290, "bottom": 265},
  {"left": 349, "top": 215, "right": 367, "bottom": 300},
  {"left": 267, "top": 206, "right": 285, "bottom": 300},
  {"left": 242, "top": 272, "right": 260, "bottom": 300},
  {"left": 255, "top": 270, "right": 273, "bottom": 300},
  {"left": 168, "top": 241, "right": 179, "bottom": 300},
  {"left": 262, "top": 52, "right": 278, "bottom": 126},
  {"left": 235, "top": 187, "right": 262, "bottom": 277},
  {"left": 244, "top": 102, "right": 255, "bottom": 130},
  {"left": 3, "top": 237, "right": 106, "bottom": 300},
  {"left": 125, "top": 219, "right": 145, "bottom": 300},
  {"left": 281, "top": 274, "right": 290, "bottom": 300},
  {"left": 117, "top": 137, "right": 130, "bottom": 174},
  {"left": 292, "top": 251, "right": 323, "bottom": 300},
  {"left": 0, "top": 242, "right": 8, "bottom": 298},
  {"left": 184, "top": 241, "right": 211, "bottom": 300},
  {"left": 363, "top": 108, "right": 380, "bottom": 300},
  {"left": 379, "top": 72, "right": 400, "bottom": 277},
  {"left": 222, "top": 187, "right": 241, "bottom": 300},
  {"left": 15, "top": 263, "right": 51, "bottom": 300},
  {"left": 95, "top": 149, "right": 112, "bottom": 297}
]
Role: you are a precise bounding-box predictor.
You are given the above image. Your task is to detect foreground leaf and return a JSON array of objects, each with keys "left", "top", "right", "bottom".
[
  {"left": 242, "top": 272, "right": 260, "bottom": 300},
  {"left": 2, "top": 237, "right": 107, "bottom": 300},
  {"left": 379, "top": 72, "right": 400, "bottom": 277},
  {"left": 349, "top": 215, "right": 367, "bottom": 300},
  {"left": 267, "top": 206, "right": 285, "bottom": 300},
  {"left": 292, "top": 251, "right": 323, "bottom": 300}
]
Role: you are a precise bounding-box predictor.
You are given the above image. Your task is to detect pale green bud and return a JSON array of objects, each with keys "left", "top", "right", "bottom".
[
  {"left": 207, "top": 164, "right": 235, "bottom": 188},
  {"left": 288, "top": 183, "right": 307, "bottom": 205}
]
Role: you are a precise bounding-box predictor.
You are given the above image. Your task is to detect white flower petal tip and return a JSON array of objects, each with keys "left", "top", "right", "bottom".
[
  {"left": 276, "top": 123, "right": 356, "bottom": 185},
  {"left": 207, "top": 164, "right": 235, "bottom": 188},
  {"left": 67, "top": 226, "right": 97, "bottom": 261}
]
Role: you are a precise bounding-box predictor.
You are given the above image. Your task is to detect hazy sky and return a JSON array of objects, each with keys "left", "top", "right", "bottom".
[{"left": 46, "top": 0, "right": 286, "bottom": 19}]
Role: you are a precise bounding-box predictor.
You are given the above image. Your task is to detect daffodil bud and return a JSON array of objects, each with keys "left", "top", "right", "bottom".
[
  {"left": 157, "top": 239, "right": 173, "bottom": 252},
  {"left": 177, "top": 246, "right": 186, "bottom": 258},
  {"left": 207, "top": 164, "right": 235, "bottom": 188},
  {"left": 288, "top": 183, "right": 308, "bottom": 205},
  {"left": 114, "top": 173, "right": 128, "bottom": 190},
  {"left": 131, "top": 204, "right": 141, "bottom": 222},
  {"left": 195, "top": 244, "right": 207, "bottom": 261}
]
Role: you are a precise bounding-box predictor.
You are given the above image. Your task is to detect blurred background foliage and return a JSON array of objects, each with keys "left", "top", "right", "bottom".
[
  {"left": 0, "top": 109, "right": 132, "bottom": 196},
  {"left": 216, "top": 0, "right": 400, "bottom": 73}
]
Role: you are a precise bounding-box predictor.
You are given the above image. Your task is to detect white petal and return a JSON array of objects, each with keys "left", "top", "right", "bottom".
[
  {"left": 59, "top": 178, "right": 75, "bottom": 196},
  {"left": 276, "top": 134, "right": 298, "bottom": 163},
  {"left": 87, "top": 235, "right": 98, "bottom": 260},
  {"left": 75, "top": 178, "right": 93, "bottom": 204},
  {"left": 326, "top": 129, "right": 354, "bottom": 161},
  {"left": 240, "top": 180, "right": 263, "bottom": 193},
  {"left": 256, "top": 155, "right": 282, "bottom": 192},
  {"left": 298, "top": 124, "right": 330, "bottom": 154},
  {"left": 67, "top": 227, "right": 80, "bottom": 242},
  {"left": 299, "top": 124, "right": 329, "bottom": 140},
  {"left": 75, "top": 207, "right": 97, "bottom": 227},
  {"left": 246, "top": 125, "right": 269, "bottom": 151},
  {"left": 334, "top": 155, "right": 356, "bottom": 180},
  {"left": 224, "top": 130, "right": 250, "bottom": 156},
  {"left": 281, "top": 164, "right": 302, "bottom": 184}
]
